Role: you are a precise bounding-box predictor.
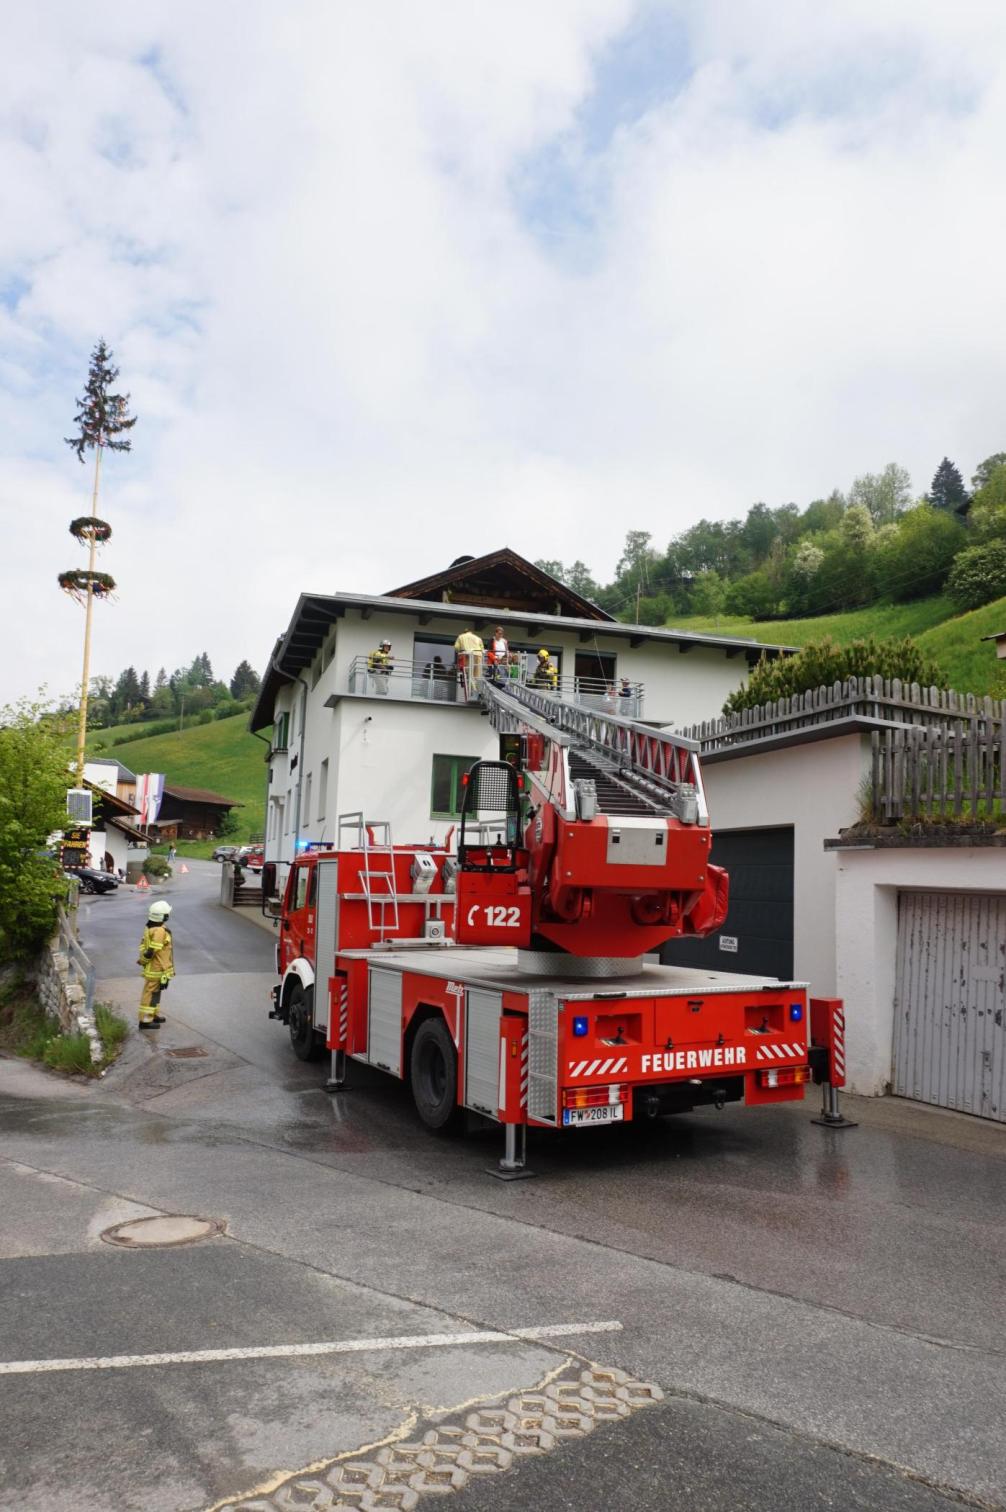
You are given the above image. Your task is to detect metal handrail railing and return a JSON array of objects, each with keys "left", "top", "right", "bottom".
[
  {"left": 56, "top": 905, "right": 95, "bottom": 1018},
  {"left": 346, "top": 656, "right": 643, "bottom": 713},
  {"left": 482, "top": 681, "right": 708, "bottom": 824}
]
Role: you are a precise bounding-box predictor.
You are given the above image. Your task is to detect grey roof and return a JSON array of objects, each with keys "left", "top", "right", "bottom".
[{"left": 88, "top": 757, "right": 137, "bottom": 782}]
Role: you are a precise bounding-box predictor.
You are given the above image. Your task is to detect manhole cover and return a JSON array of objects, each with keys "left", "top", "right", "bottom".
[
  {"left": 165, "top": 1046, "right": 208, "bottom": 1059},
  {"left": 100, "top": 1215, "right": 225, "bottom": 1248}
]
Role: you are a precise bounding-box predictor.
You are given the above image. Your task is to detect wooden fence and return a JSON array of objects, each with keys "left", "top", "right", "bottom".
[
  {"left": 685, "top": 677, "right": 1005, "bottom": 753},
  {"left": 871, "top": 723, "right": 1006, "bottom": 820}
]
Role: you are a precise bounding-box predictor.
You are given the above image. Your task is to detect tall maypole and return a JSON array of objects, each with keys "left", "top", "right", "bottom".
[{"left": 60, "top": 341, "right": 136, "bottom": 774}]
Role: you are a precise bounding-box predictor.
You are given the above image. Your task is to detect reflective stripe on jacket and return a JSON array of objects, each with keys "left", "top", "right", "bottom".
[{"left": 138, "top": 925, "right": 174, "bottom": 980}]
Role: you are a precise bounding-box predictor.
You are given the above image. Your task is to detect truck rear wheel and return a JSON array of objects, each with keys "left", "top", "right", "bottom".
[
  {"left": 288, "top": 982, "right": 322, "bottom": 1062},
  {"left": 410, "top": 1016, "right": 463, "bottom": 1134}
]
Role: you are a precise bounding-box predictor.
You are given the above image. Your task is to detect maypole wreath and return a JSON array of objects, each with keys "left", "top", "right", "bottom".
[
  {"left": 69, "top": 516, "right": 113, "bottom": 544},
  {"left": 58, "top": 570, "right": 117, "bottom": 605}
]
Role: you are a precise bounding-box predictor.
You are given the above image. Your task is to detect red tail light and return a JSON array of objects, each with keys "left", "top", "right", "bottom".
[
  {"left": 757, "top": 1066, "right": 811, "bottom": 1089},
  {"left": 563, "top": 1085, "right": 629, "bottom": 1109}
]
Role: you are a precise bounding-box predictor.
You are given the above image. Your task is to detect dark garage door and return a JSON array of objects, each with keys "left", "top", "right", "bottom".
[{"left": 662, "top": 826, "right": 794, "bottom": 981}]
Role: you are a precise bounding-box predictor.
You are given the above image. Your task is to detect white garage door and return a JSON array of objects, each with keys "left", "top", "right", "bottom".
[{"left": 894, "top": 892, "right": 1006, "bottom": 1122}]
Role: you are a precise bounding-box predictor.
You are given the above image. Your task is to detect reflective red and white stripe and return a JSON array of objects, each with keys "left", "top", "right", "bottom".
[
  {"left": 831, "top": 1006, "right": 846, "bottom": 1086},
  {"left": 520, "top": 1032, "right": 529, "bottom": 1111},
  {"left": 568, "top": 1056, "right": 629, "bottom": 1080},
  {"left": 338, "top": 981, "right": 349, "bottom": 1047},
  {"left": 755, "top": 1042, "right": 804, "bottom": 1062}
]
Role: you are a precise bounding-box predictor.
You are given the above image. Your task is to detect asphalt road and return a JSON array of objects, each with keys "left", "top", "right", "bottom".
[{"left": 1, "top": 861, "right": 1003, "bottom": 1512}]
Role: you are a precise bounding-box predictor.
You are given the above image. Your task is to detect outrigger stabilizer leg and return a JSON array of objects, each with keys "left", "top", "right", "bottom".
[
  {"left": 487, "top": 1122, "right": 535, "bottom": 1181},
  {"left": 324, "top": 1049, "right": 347, "bottom": 1094},
  {"left": 811, "top": 1081, "right": 858, "bottom": 1129}
]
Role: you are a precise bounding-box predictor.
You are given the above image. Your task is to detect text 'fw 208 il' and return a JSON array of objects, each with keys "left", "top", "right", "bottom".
[{"left": 266, "top": 677, "right": 850, "bottom": 1177}]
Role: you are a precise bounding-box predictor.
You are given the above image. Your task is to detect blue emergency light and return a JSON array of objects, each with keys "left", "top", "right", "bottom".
[
  {"left": 789, "top": 1003, "right": 803, "bottom": 1022},
  {"left": 572, "top": 1016, "right": 589, "bottom": 1037}
]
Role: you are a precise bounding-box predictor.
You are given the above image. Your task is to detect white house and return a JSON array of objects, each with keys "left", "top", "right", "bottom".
[
  {"left": 251, "top": 549, "right": 791, "bottom": 872},
  {"left": 81, "top": 758, "right": 147, "bottom": 874}
]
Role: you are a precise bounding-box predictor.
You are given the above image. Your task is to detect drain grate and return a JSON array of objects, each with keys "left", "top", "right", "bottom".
[
  {"left": 165, "top": 1046, "right": 208, "bottom": 1059},
  {"left": 101, "top": 1215, "right": 225, "bottom": 1248}
]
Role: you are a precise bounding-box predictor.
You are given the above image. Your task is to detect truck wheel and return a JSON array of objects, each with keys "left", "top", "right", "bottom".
[
  {"left": 288, "top": 982, "right": 321, "bottom": 1062},
  {"left": 410, "top": 1017, "right": 463, "bottom": 1134}
]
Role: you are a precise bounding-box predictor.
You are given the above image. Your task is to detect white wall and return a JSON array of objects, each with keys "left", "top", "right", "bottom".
[
  {"left": 329, "top": 607, "right": 753, "bottom": 728},
  {"left": 699, "top": 734, "right": 869, "bottom": 999},
  {"left": 834, "top": 847, "right": 1006, "bottom": 1097},
  {"left": 87, "top": 825, "right": 128, "bottom": 873}
]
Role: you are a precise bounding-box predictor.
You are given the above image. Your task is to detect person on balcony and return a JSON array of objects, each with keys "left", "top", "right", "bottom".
[
  {"left": 487, "top": 626, "right": 509, "bottom": 684},
  {"left": 368, "top": 639, "right": 393, "bottom": 694},
  {"left": 531, "top": 648, "right": 558, "bottom": 691},
  {"left": 453, "top": 627, "right": 484, "bottom": 698}
]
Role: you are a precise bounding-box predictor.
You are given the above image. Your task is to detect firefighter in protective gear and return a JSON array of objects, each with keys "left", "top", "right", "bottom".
[
  {"left": 137, "top": 900, "right": 174, "bottom": 1028},
  {"left": 367, "top": 640, "right": 392, "bottom": 673},
  {"left": 367, "top": 640, "right": 393, "bottom": 695},
  {"left": 531, "top": 648, "right": 558, "bottom": 691}
]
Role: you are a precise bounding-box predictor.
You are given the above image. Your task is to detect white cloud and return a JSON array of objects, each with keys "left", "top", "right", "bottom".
[{"left": 2, "top": 0, "right": 1006, "bottom": 704}]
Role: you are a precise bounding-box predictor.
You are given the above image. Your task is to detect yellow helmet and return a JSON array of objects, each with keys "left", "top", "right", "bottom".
[{"left": 538, "top": 648, "right": 550, "bottom": 659}]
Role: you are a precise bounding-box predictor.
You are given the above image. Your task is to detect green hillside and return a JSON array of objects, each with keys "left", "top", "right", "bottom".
[
  {"left": 671, "top": 593, "right": 1006, "bottom": 696},
  {"left": 100, "top": 714, "right": 267, "bottom": 843}
]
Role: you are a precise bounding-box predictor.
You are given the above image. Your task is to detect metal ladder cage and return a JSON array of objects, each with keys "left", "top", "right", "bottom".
[
  {"left": 457, "top": 761, "right": 522, "bottom": 872},
  {"left": 336, "top": 811, "right": 400, "bottom": 938},
  {"left": 481, "top": 681, "right": 709, "bottom": 826}
]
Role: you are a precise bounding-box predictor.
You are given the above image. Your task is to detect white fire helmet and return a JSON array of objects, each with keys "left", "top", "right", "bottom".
[{"left": 147, "top": 901, "right": 172, "bottom": 924}]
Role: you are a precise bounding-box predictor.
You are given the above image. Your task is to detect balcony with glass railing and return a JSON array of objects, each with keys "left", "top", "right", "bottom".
[{"left": 345, "top": 656, "right": 644, "bottom": 718}]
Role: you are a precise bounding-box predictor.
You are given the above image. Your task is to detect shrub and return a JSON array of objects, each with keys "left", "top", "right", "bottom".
[
  {"left": 0, "top": 700, "right": 73, "bottom": 963},
  {"left": 143, "top": 854, "right": 172, "bottom": 879},
  {"left": 869, "top": 503, "right": 964, "bottom": 603},
  {"left": 724, "top": 570, "right": 779, "bottom": 618},
  {"left": 946, "top": 541, "right": 1006, "bottom": 611},
  {"left": 724, "top": 636, "right": 944, "bottom": 714}
]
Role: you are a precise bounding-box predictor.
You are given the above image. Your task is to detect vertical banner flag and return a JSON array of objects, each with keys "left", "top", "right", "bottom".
[{"left": 135, "top": 773, "right": 165, "bottom": 827}]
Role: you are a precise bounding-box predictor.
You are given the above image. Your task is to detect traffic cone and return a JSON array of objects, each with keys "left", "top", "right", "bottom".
[
  {"left": 179, "top": 863, "right": 189, "bottom": 874},
  {"left": 136, "top": 874, "right": 149, "bottom": 890}
]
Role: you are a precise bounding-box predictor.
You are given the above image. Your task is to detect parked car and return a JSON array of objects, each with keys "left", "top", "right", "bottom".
[
  {"left": 64, "top": 865, "right": 119, "bottom": 895},
  {"left": 212, "top": 844, "right": 239, "bottom": 862}
]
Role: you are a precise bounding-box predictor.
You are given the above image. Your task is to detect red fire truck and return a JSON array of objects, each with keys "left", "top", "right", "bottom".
[{"left": 267, "top": 682, "right": 849, "bottom": 1175}]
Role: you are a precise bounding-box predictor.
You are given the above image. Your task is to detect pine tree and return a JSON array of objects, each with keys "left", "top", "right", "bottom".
[
  {"left": 138, "top": 670, "right": 150, "bottom": 703},
  {"left": 229, "top": 660, "right": 261, "bottom": 698},
  {"left": 928, "top": 457, "right": 969, "bottom": 513},
  {"left": 154, "top": 667, "right": 168, "bottom": 690}
]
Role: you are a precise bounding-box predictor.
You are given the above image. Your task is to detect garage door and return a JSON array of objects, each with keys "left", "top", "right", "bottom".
[
  {"left": 894, "top": 892, "right": 1006, "bottom": 1122},
  {"left": 662, "top": 826, "right": 794, "bottom": 981}
]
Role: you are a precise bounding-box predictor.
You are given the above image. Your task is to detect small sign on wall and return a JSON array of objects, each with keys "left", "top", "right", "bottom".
[{"left": 718, "top": 934, "right": 739, "bottom": 953}]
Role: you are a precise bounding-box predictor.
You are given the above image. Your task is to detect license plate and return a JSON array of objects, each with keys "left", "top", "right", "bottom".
[{"left": 562, "top": 1104, "right": 625, "bottom": 1127}]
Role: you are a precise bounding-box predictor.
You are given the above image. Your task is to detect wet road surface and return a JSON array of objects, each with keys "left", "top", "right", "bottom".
[{"left": 1, "top": 861, "right": 1004, "bottom": 1511}]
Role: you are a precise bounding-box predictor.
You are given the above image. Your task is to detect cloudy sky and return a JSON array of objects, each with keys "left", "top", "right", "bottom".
[{"left": 2, "top": 1, "right": 1005, "bottom": 703}]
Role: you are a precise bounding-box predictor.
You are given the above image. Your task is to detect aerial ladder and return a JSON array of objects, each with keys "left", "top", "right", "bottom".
[{"left": 453, "top": 678, "right": 729, "bottom": 962}]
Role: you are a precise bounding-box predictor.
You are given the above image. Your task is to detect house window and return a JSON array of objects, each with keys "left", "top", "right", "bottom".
[
  {"left": 574, "top": 650, "right": 615, "bottom": 688},
  {"left": 303, "top": 772, "right": 313, "bottom": 826},
  {"left": 431, "top": 754, "right": 480, "bottom": 818},
  {"left": 274, "top": 712, "right": 290, "bottom": 752},
  {"left": 318, "top": 759, "right": 329, "bottom": 821}
]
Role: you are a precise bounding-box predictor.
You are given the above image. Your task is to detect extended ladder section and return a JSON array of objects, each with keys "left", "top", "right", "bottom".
[
  {"left": 337, "top": 811, "right": 401, "bottom": 939},
  {"left": 481, "top": 680, "right": 709, "bottom": 826}
]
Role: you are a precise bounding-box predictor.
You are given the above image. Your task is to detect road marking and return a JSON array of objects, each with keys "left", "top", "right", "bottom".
[{"left": 0, "top": 1320, "right": 622, "bottom": 1377}]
